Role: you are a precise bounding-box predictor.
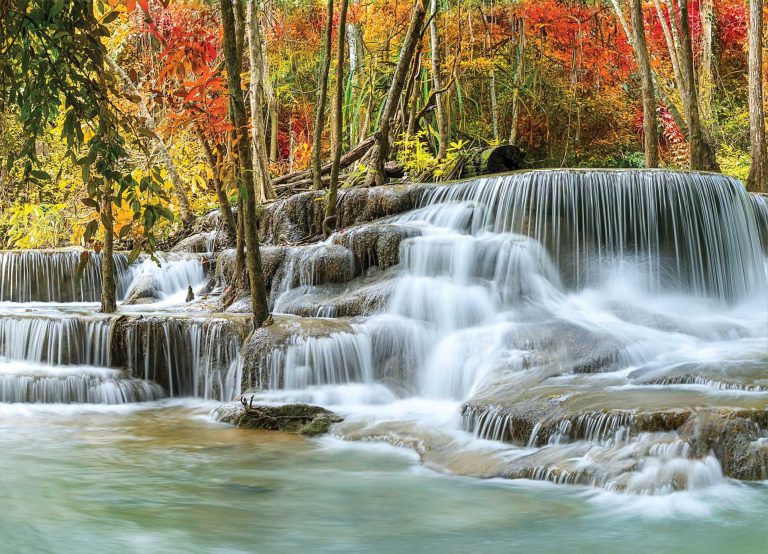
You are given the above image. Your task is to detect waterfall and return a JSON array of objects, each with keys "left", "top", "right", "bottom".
[
  {"left": 416, "top": 170, "right": 765, "bottom": 301},
  {"left": 0, "top": 364, "right": 164, "bottom": 404},
  {"left": 0, "top": 250, "right": 132, "bottom": 302},
  {"left": 120, "top": 317, "right": 246, "bottom": 401},
  {"left": 246, "top": 170, "right": 767, "bottom": 491},
  {"left": 0, "top": 314, "right": 111, "bottom": 366},
  {"left": 2, "top": 170, "right": 766, "bottom": 491}
]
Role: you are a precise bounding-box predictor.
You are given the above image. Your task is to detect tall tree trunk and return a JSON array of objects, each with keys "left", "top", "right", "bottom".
[
  {"left": 481, "top": 8, "right": 499, "bottom": 141},
  {"left": 699, "top": 0, "right": 715, "bottom": 126},
  {"left": 629, "top": 0, "right": 659, "bottom": 167},
  {"left": 220, "top": 0, "right": 271, "bottom": 326},
  {"left": 312, "top": 0, "right": 334, "bottom": 190},
  {"left": 106, "top": 57, "right": 194, "bottom": 226},
  {"left": 260, "top": 1, "right": 279, "bottom": 166},
  {"left": 247, "top": 0, "right": 276, "bottom": 202},
  {"left": 654, "top": 0, "right": 688, "bottom": 119},
  {"left": 747, "top": 0, "right": 767, "bottom": 192},
  {"left": 100, "top": 181, "right": 116, "bottom": 314},
  {"left": 347, "top": 7, "right": 364, "bottom": 145},
  {"left": 675, "top": 0, "right": 720, "bottom": 171},
  {"left": 365, "top": 0, "right": 427, "bottom": 187},
  {"left": 325, "top": 0, "right": 348, "bottom": 238},
  {"left": 430, "top": 0, "right": 449, "bottom": 159},
  {"left": 508, "top": 17, "right": 525, "bottom": 146},
  {"left": 269, "top": 106, "right": 279, "bottom": 163}
]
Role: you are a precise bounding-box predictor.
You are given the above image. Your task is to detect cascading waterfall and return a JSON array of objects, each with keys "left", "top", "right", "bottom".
[
  {"left": 0, "top": 247, "right": 234, "bottom": 404},
  {"left": 415, "top": 170, "right": 765, "bottom": 301},
  {"left": 0, "top": 249, "right": 133, "bottom": 302},
  {"left": 0, "top": 314, "right": 112, "bottom": 366},
  {"left": 121, "top": 317, "right": 246, "bottom": 401},
  {"left": 257, "top": 170, "right": 768, "bottom": 493},
  {"left": 1, "top": 169, "right": 766, "bottom": 492}
]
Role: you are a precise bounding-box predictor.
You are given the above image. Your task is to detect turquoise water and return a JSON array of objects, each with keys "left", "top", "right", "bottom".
[{"left": 1, "top": 401, "right": 766, "bottom": 554}]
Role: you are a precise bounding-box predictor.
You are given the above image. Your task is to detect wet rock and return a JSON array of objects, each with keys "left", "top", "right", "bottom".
[
  {"left": 171, "top": 231, "right": 233, "bottom": 253},
  {"left": 240, "top": 315, "right": 356, "bottom": 390},
  {"left": 679, "top": 409, "right": 768, "bottom": 480},
  {"left": 215, "top": 247, "right": 287, "bottom": 294},
  {"left": 272, "top": 268, "right": 396, "bottom": 318},
  {"left": 258, "top": 184, "right": 428, "bottom": 244},
  {"left": 122, "top": 275, "right": 162, "bottom": 305},
  {"left": 332, "top": 223, "right": 420, "bottom": 271},
  {"left": 215, "top": 401, "right": 343, "bottom": 435},
  {"left": 277, "top": 244, "right": 354, "bottom": 290}
]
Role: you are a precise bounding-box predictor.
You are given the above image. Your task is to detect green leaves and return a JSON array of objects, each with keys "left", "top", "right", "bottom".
[{"left": 81, "top": 197, "right": 100, "bottom": 210}]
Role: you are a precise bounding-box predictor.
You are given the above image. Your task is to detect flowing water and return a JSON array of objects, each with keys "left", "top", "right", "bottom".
[
  {"left": 1, "top": 170, "right": 767, "bottom": 551},
  {"left": 1, "top": 402, "right": 767, "bottom": 553}
]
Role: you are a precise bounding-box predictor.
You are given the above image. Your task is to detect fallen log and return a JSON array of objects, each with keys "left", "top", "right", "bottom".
[{"left": 271, "top": 134, "right": 377, "bottom": 187}]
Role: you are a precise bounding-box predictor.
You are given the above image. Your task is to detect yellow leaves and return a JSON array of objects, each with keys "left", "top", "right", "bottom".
[{"left": 3, "top": 203, "right": 68, "bottom": 248}]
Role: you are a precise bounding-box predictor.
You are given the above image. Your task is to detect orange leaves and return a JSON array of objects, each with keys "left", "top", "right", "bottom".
[{"left": 125, "top": 0, "right": 148, "bottom": 13}]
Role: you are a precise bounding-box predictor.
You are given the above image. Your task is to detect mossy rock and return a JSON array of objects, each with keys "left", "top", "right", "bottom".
[{"left": 215, "top": 402, "right": 343, "bottom": 436}]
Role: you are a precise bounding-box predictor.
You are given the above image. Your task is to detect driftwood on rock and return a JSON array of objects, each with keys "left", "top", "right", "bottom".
[{"left": 213, "top": 397, "right": 343, "bottom": 436}]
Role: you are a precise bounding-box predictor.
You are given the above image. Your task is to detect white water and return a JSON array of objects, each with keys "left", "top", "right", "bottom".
[
  {"left": 1, "top": 170, "right": 767, "bottom": 499},
  {"left": 258, "top": 170, "right": 768, "bottom": 493}
]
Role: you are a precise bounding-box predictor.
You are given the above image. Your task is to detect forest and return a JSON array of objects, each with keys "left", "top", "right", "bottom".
[{"left": 1, "top": 1, "right": 766, "bottom": 322}]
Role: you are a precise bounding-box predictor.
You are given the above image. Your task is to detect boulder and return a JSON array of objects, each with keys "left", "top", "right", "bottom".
[{"left": 214, "top": 401, "right": 343, "bottom": 436}]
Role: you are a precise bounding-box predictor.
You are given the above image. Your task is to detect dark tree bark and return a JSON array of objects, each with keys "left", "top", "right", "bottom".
[
  {"left": 630, "top": 0, "right": 659, "bottom": 167},
  {"left": 100, "top": 182, "right": 116, "bottom": 313},
  {"left": 312, "top": 0, "right": 334, "bottom": 191},
  {"left": 324, "top": 0, "right": 349, "bottom": 238},
  {"left": 675, "top": 0, "right": 720, "bottom": 171},
  {"left": 747, "top": 0, "right": 767, "bottom": 192},
  {"left": 364, "top": 0, "right": 427, "bottom": 187},
  {"left": 195, "top": 127, "right": 237, "bottom": 237},
  {"left": 219, "top": 0, "right": 271, "bottom": 326}
]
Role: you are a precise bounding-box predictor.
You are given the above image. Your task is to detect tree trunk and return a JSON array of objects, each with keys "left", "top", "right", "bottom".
[
  {"left": 654, "top": 0, "right": 688, "bottom": 119},
  {"left": 106, "top": 56, "right": 194, "bottom": 226},
  {"left": 364, "top": 0, "right": 427, "bottom": 187},
  {"left": 312, "top": 0, "right": 334, "bottom": 190},
  {"left": 699, "top": 0, "right": 715, "bottom": 126},
  {"left": 272, "top": 134, "right": 376, "bottom": 187},
  {"left": 220, "top": 0, "right": 271, "bottom": 326},
  {"left": 430, "top": 0, "right": 449, "bottom": 159},
  {"left": 747, "top": 0, "right": 767, "bottom": 192},
  {"left": 325, "top": 0, "right": 348, "bottom": 238},
  {"left": 247, "top": 0, "right": 276, "bottom": 202},
  {"left": 481, "top": 8, "right": 499, "bottom": 141},
  {"left": 508, "top": 17, "right": 525, "bottom": 146},
  {"left": 195, "top": 126, "right": 237, "bottom": 237},
  {"left": 629, "top": 0, "right": 659, "bottom": 167},
  {"left": 100, "top": 181, "right": 116, "bottom": 314},
  {"left": 675, "top": 0, "right": 720, "bottom": 171},
  {"left": 269, "top": 105, "right": 279, "bottom": 163},
  {"left": 347, "top": 10, "right": 364, "bottom": 145}
]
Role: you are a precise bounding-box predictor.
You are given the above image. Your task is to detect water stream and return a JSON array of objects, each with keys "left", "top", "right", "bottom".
[{"left": 1, "top": 169, "right": 767, "bottom": 550}]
